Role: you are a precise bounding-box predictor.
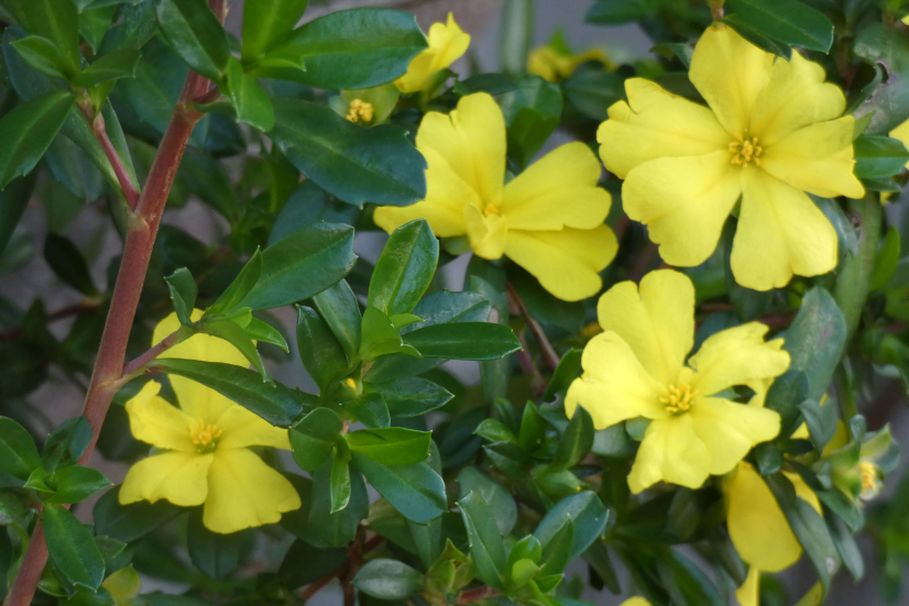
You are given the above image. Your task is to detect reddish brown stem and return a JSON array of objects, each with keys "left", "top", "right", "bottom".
[
  {"left": 86, "top": 110, "right": 141, "bottom": 209},
  {"left": 122, "top": 327, "right": 186, "bottom": 376},
  {"left": 457, "top": 586, "right": 501, "bottom": 604},
  {"left": 4, "top": 41, "right": 217, "bottom": 606},
  {"left": 506, "top": 283, "right": 560, "bottom": 371}
]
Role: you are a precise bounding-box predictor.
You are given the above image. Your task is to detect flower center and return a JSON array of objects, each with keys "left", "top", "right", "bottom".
[
  {"left": 482, "top": 202, "right": 501, "bottom": 217},
  {"left": 345, "top": 98, "right": 374, "bottom": 124},
  {"left": 728, "top": 136, "right": 763, "bottom": 166},
  {"left": 859, "top": 461, "right": 879, "bottom": 497},
  {"left": 190, "top": 422, "right": 222, "bottom": 453},
  {"left": 660, "top": 382, "right": 696, "bottom": 414}
]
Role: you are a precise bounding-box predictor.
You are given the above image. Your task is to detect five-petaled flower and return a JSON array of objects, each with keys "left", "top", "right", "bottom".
[
  {"left": 565, "top": 269, "right": 789, "bottom": 492},
  {"left": 119, "top": 312, "right": 300, "bottom": 534},
  {"left": 598, "top": 25, "right": 864, "bottom": 291},
  {"left": 396, "top": 12, "right": 470, "bottom": 94},
  {"left": 374, "top": 92, "right": 617, "bottom": 301}
]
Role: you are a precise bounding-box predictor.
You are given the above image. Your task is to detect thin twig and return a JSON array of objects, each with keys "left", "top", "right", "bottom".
[
  {"left": 85, "top": 110, "right": 141, "bottom": 209},
  {"left": 122, "top": 328, "right": 186, "bottom": 376},
  {"left": 0, "top": 299, "right": 102, "bottom": 341},
  {"left": 506, "top": 283, "right": 560, "bottom": 371}
]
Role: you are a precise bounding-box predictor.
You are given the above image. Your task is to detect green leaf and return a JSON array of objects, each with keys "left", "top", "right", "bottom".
[
  {"left": 354, "top": 455, "right": 446, "bottom": 524},
  {"left": 458, "top": 491, "right": 508, "bottom": 588},
  {"left": 5, "top": 0, "right": 80, "bottom": 74},
  {"left": 93, "top": 490, "right": 179, "bottom": 542},
  {"left": 346, "top": 428, "right": 431, "bottom": 465},
  {"left": 245, "top": 316, "right": 289, "bottom": 352},
  {"left": 366, "top": 377, "right": 453, "bottom": 418},
  {"left": 724, "top": 0, "right": 834, "bottom": 54},
  {"left": 302, "top": 463, "right": 368, "bottom": 548},
  {"left": 0, "top": 91, "right": 74, "bottom": 189},
  {"left": 330, "top": 449, "right": 351, "bottom": 513},
  {"left": 347, "top": 393, "right": 391, "bottom": 429},
  {"left": 271, "top": 98, "right": 426, "bottom": 206},
  {"left": 152, "top": 358, "right": 308, "bottom": 426},
  {"left": 403, "top": 322, "right": 521, "bottom": 360},
  {"left": 871, "top": 227, "right": 900, "bottom": 292},
  {"left": 552, "top": 407, "right": 593, "bottom": 470},
  {"left": 73, "top": 48, "right": 141, "bottom": 87},
  {"left": 241, "top": 0, "right": 309, "bottom": 59},
  {"left": 46, "top": 465, "right": 111, "bottom": 504},
  {"left": 9, "top": 35, "right": 68, "bottom": 78},
  {"left": 224, "top": 58, "right": 275, "bottom": 131},
  {"left": 289, "top": 407, "right": 342, "bottom": 472},
  {"left": 0, "top": 175, "right": 35, "bottom": 255},
  {"left": 237, "top": 223, "right": 357, "bottom": 310},
  {"left": 313, "top": 279, "right": 361, "bottom": 360},
  {"left": 198, "top": 319, "right": 267, "bottom": 379},
  {"left": 499, "top": 75, "right": 563, "bottom": 167},
  {"left": 0, "top": 416, "right": 41, "bottom": 480},
  {"left": 533, "top": 491, "right": 609, "bottom": 561},
  {"left": 585, "top": 0, "right": 652, "bottom": 24},
  {"left": 369, "top": 220, "right": 438, "bottom": 315},
  {"left": 187, "top": 512, "right": 247, "bottom": 578},
  {"left": 296, "top": 305, "right": 349, "bottom": 393},
  {"left": 537, "top": 519, "right": 574, "bottom": 577},
  {"left": 43, "top": 503, "right": 106, "bottom": 590},
  {"left": 853, "top": 24, "right": 909, "bottom": 133},
  {"left": 43, "top": 417, "right": 93, "bottom": 470},
  {"left": 359, "top": 305, "right": 421, "bottom": 361},
  {"left": 165, "top": 267, "right": 198, "bottom": 325},
  {"left": 263, "top": 8, "right": 426, "bottom": 89},
  {"left": 44, "top": 234, "right": 97, "bottom": 296},
  {"left": 457, "top": 467, "right": 517, "bottom": 535},
  {"left": 354, "top": 558, "right": 423, "bottom": 600},
  {"left": 156, "top": 0, "right": 230, "bottom": 79},
  {"left": 207, "top": 249, "right": 263, "bottom": 316},
  {"left": 854, "top": 135, "right": 909, "bottom": 180}
]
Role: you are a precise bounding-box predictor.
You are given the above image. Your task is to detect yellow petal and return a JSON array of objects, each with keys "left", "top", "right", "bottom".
[
  {"left": 119, "top": 451, "right": 213, "bottom": 507},
  {"left": 595, "top": 269, "right": 694, "bottom": 385},
  {"left": 203, "top": 449, "right": 301, "bottom": 533},
  {"left": 621, "top": 150, "right": 742, "bottom": 266},
  {"left": 464, "top": 203, "right": 508, "bottom": 259},
  {"left": 750, "top": 51, "right": 847, "bottom": 145},
  {"left": 597, "top": 78, "right": 728, "bottom": 179},
  {"left": 761, "top": 116, "right": 864, "bottom": 199},
  {"left": 619, "top": 598, "right": 652, "bottom": 606},
  {"left": 216, "top": 406, "right": 291, "bottom": 450},
  {"left": 890, "top": 118, "right": 909, "bottom": 169},
  {"left": 395, "top": 13, "right": 470, "bottom": 93},
  {"left": 735, "top": 567, "right": 760, "bottom": 606},
  {"left": 504, "top": 225, "right": 617, "bottom": 301},
  {"left": 688, "top": 322, "right": 790, "bottom": 396},
  {"left": 416, "top": 93, "right": 505, "bottom": 206},
  {"left": 690, "top": 397, "right": 781, "bottom": 475},
  {"left": 731, "top": 170, "right": 838, "bottom": 290},
  {"left": 124, "top": 381, "right": 195, "bottom": 452},
  {"left": 628, "top": 415, "right": 711, "bottom": 493},
  {"left": 501, "top": 142, "right": 611, "bottom": 231},
  {"left": 565, "top": 332, "right": 666, "bottom": 430},
  {"left": 726, "top": 462, "right": 802, "bottom": 572},
  {"left": 689, "top": 24, "right": 772, "bottom": 137}
]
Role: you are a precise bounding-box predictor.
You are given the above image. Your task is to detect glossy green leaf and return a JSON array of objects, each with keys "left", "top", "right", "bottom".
[
  {"left": 164, "top": 267, "right": 198, "bottom": 325},
  {"left": 271, "top": 98, "right": 426, "bottom": 206},
  {"left": 43, "top": 503, "right": 105, "bottom": 590},
  {"left": 73, "top": 48, "right": 141, "bottom": 87},
  {"left": 533, "top": 491, "right": 609, "bottom": 561},
  {"left": 224, "top": 58, "right": 275, "bottom": 131},
  {"left": 354, "top": 455, "right": 446, "bottom": 524},
  {"left": 0, "top": 416, "right": 41, "bottom": 480},
  {"left": 347, "top": 393, "right": 391, "bottom": 429},
  {"left": 9, "top": 35, "right": 68, "bottom": 78},
  {"left": 368, "top": 220, "right": 439, "bottom": 315},
  {"left": 359, "top": 305, "right": 421, "bottom": 361},
  {"left": 207, "top": 249, "right": 263, "bottom": 316},
  {"left": 156, "top": 0, "right": 230, "bottom": 79},
  {"left": 303, "top": 462, "right": 368, "bottom": 548},
  {"left": 245, "top": 316, "right": 289, "bottom": 352},
  {"left": 458, "top": 467, "right": 517, "bottom": 535},
  {"left": 0, "top": 91, "right": 74, "bottom": 189},
  {"left": 44, "top": 234, "right": 97, "bottom": 296},
  {"left": 263, "top": 8, "right": 426, "bottom": 89},
  {"left": 854, "top": 135, "right": 909, "bottom": 180},
  {"left": 0, "top": 175, "right": 34, "bottom": 255},
  {"left": 290, "top": 407, "right": 342, "bottom": 472},
  {"left": 187, "top": 512, "right": 247, "bottom": 578},
  {"left": 241, "top": 0, "right": 309, "bottom": 59},
  {"left": 871, "top": 227, "right": 900, "bottom": 292},
  {"left": 853, "top": 24, "right": 909, "bottom": 133},
  {"left": 458, "top": 490, "right": 507, "bottom": 588},
  {"left": 5, "top": 0, "right": 80, "bottom": 74},
  {"left": 296, "top": 305, "right": 349, "bottom": 393},
  {"left": 329, "top": 449, "right": 351, "bottom": 513},
  {"left": 499, "top": 75, "right": 563, "bottom": 167},
  {"left": 46, "top": 465, "right": 111, "bottom": 504},
  {"left": 403, "top": 322, "right": 521, "bottom": 360},
  {"left": 312, "top": 279, "right": 361, "bottom": 360},
  {"left": 198, "top": 319, "right": 267, "bottom": 379},
  {"left": 585, "top": 0, "right": 653, "bottom": 24},
  {"left": 553, "top": 407, "right": 594, "bottom": 470},
  {"left": 725, "top": 0, "right": 833, "bottom": 53},
  {"left": 92, "top": 490, "right": 179, "bottom": 542},
  {"left": 237, "top": 223, "right": 356, "bottom": 310},
  {"left": 354, "top": 558, "right": 423, "bottom": 600},
  {"left": 346, "top": 427, "right": 431, "bottom": 465},
  {"left": 43, "top": 416, "right": 93, "bottom": 471},
  {"left": 367, "top": 376, "right": 453, "bottom": 418},
  {"left": 152, "top": 358, "right": 309, "bottom": 426}
]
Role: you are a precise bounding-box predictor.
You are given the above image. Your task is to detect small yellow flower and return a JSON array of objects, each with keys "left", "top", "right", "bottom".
[
  {"left": 598, "top": 25, "right": 864, "bottom": 291},
  {"left": 374, "top": 93, "right": 617, "bottom": 301},
  {"left": 396, "top": 13, "right": 470, "bottom": 94},
  {"left": 565, "top": 270, "right": 788, "bottom": 492},
  {"left": 619, "top": 598, "right": 651, "bottom": 606},
  {"left": 528, "top": 44, "right": 611, "bottom": 82},
  {"left": 890, "top": 117, "right": 909, "bottom": 170},
  {"left": 119, "top": 312, "right": 301, "bottom": 534}
]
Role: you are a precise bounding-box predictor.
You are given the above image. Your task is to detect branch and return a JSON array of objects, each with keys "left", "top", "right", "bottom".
[
  {"left": 506, "top": 283, "right": 560, "bottom": 371},
  {"left": 121, "top": 327, "right": 189, "bottom": 376},
  {"left": 79, "top": 106, "right": 141, "bottom": 210}
]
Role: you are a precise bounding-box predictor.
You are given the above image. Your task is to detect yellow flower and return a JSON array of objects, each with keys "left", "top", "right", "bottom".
[
  {"left": 619, "top": 598, "right": 651, "bottom": 606},
  {"left": 527, "top": 44, "right": 611, "bottom": 82},
  {"left": 374, "top": 93, "right": 617, "bottom": 301},
  {"left": 119, "top": 312, "right": 301, "bottom": 534},
  {"left": 597, "top": 25, "right": 864, "bottom": 291},
  {"left": 396, "top": 13, "right": 470, "bottom": 94},
  {"left": 890, "top": 117, "right": 909, "bottom": 169},
  {"left": 565, "top": 269, "right": 788, "bottom": 492}
]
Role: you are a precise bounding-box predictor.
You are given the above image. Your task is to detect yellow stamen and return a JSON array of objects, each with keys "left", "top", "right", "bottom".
[
  {"left": 660, "top": 383, "right": 696, "bottom": 414},
  {"left": 190, "top": 422, "right": 222, "bottom": 453},
  {"left": 483, "top": 202, "right": 501, "bottom": 216},
  {"left": 345, "top": 98, "right": 374, "bottom": 124},
  {"left": 859, "top": 461, "right": 879, "bottom": 497},
  {"left": 728, "top": 135, "right": 763, "bottom": 166}
]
